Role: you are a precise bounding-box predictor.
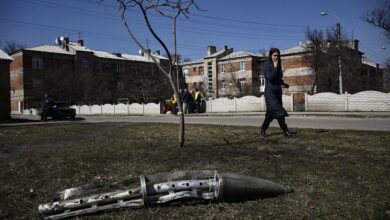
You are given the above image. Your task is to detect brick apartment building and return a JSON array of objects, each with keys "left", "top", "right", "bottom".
[
  {"left": 280, "top": 40, "right": 383, "bottom": 94},
  {"left": 0, "top": 49, "right": 13, "bottom": 121},
  {"left": 9, "top": 38, "right": 171, "bottom": 114},
  {"left": 181, "top": 40, "right": 383, "bottom": 101}
]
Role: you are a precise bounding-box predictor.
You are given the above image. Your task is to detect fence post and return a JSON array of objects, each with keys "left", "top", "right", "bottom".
[
  {"left": 345, "top": 92, "right": 348, "bottom": 111},
  {"left": 114, "top": 103, "right": 116, "bottom": 116},
  {"left": 305, "top": 93, "right": 308, "bottom": 112},
  {"left": 234, "top": 97, "right": 237, "bottom": 112},
  {"left": 142, "top": 103, "right": 145, "bottom": 115},
  {"left": 261, "top": 96, "right": 265, "bottom": 111},
  {"left": 290, "top": 94, "right": 294, "bottom": 112},
  {"left": 101, "top": 105, "right": 103, "bottom": 115}
]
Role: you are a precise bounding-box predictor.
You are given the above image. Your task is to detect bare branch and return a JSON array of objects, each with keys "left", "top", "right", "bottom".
[
  {"left": 116, "top": 0, "right": 171, "bottom": 77},
  {"left": 361, "top": 1, "right": 390, "bottom": 40}
]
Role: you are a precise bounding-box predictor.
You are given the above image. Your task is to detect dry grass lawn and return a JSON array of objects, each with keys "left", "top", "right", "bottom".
[{"left": 0, "top": 122, "right": 389, "bottom": 219}]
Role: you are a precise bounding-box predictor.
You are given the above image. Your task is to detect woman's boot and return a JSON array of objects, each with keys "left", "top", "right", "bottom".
[
  {"left": 277, "top": 117, "right": 293, "bottom": 138},
  {"left": 260, "top": 128, "right": 267, "bottom": 138}
]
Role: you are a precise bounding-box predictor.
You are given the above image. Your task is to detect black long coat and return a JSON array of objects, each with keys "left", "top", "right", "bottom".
[{"left": 263, "top": 60, "right": 288, "bottom": 118}]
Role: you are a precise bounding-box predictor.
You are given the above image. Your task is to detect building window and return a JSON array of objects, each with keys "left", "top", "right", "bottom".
[
  {"left": 239, "top": 79, "right": 246, "bottom": 89},
  {"left": 81, "top": 57, "right": 89, "bottom": 68},
  {"left": 117, "top": 82, "right": 124, "bottom": 91},
  {"left": 260, "top": 76, "right": 265, "bottom": 86},
  {"left": 32, "top": 57, "right": 43, "bottom": 69},
  {"left": 226, "top": 63, "right": 232, "bottom": 72},
  {"left": 183, "top": 68, "right": 188, "bottom": 76},
  {"left": 199, "top": 66, "right": 204, "bottom": 75},
  {"left": 116, "top": 63, "right": 124, "bottom": 73},
  {"left": 260, "top": 76, "right": 265, "bottom": 92},
  {"left": 193, "top": 67, "right": 197, "bottom": 72},
  {"left": 207, "top": 62, "right": 213, "bottom": 93},
  {"left": 32, "top": 78, "right": 43, "bottom": 89},
  {"left": 219, "top": 64, "right": 224, "bottom": 73},
  {"left": 221, "top": 80, "right": 226, "bottom": 89},
  {"left": 239, "top": 61, "right": 246, "bottom": 71}
]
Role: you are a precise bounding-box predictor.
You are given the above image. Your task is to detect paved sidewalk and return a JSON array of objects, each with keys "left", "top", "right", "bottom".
[
  {"left": 188, "top": 111, "right": 390, "bottom": 118},
  {"left": 2, "top": 111, "right": 390, "bottom": 128}
]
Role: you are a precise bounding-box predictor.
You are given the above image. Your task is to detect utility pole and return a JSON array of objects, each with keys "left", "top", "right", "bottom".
[
  {"left": 173, "top": 18, "right": 179, "bottom": 91},
  {"left": 336, "top": 22, "right": 342, "bottom": 94},
  {"left": 321, "top": 12, "right": 343, "bottom": 94}
]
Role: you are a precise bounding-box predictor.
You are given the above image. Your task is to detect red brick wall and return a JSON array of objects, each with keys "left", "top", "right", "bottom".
[
  {"left": 282, "top": 55, "right": 310, "bottom": 69},
  {"left": 10, "top": 53, "right": 24, "bottom": 112},
  {"left": 284, "top": 75, "right": 314, "bottom": 87}
]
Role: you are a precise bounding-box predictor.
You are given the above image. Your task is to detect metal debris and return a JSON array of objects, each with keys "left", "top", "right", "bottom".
[{"left": 38, "top": 170, "right": 293, "bottom": 219}]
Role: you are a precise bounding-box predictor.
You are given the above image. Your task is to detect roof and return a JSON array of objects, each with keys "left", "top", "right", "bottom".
[
  {"left": 0, "top": 49, "right": 13, "bottom": 61},
  {"left": 68, "top": 42, "right": 93, "bottom": 52},
  {"left": 180, "top": 59, "right": 203, "bottom": 65},
  {"left": 280, "top": 45, "right": 308, "bottom": 55},
  {"left": 25, "top": 45, "right": 73, "bottom": 55},
  {"left": 204, "top": 49, "right": 226, "bottom": 58},
  {"left": 93, "top": 50, "right": 155, "bottom": 62},
  {"left": 22, "top": 43, "right": 168, "bottom": 62},
  {"left": 219, "top": 51, "right": 260, "bottom": 60}
]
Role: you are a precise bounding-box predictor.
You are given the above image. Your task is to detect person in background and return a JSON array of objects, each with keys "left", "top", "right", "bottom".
[
  {"left": 194, "top": 88, "right": 202, "bottom": 113},
  {"left": 171, "top": 93, "right": 178, "bottom": 115},
  {"left": 260, "top": 48, "right": 292, "bottom": 138},
  {"left": 181, "top": 88, "right": 194, "bottom": 114},
  {"left": 41, "top": 93, "right": 54, "bottom": 121}
]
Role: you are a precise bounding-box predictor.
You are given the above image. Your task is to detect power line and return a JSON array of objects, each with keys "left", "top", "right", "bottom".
[
  {"left": 24, "top": 0, "right": 305, "bottom": 36},
  {"left": 15, "top": 0, "right": 304, "bottom": 44},
  {"left": 9, "top": 0, "right": 385, "bottom": 63},
  {"left": 36, "top": 0, "right": 307, "bottom": 34},
  {"left": 0, "top": 17, "right": 206, "bottom": 52}
]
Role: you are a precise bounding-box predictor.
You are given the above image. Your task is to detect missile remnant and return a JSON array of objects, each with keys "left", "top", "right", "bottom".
[{"left": 38, "top": 170, "right": 293, "bottom": 219}]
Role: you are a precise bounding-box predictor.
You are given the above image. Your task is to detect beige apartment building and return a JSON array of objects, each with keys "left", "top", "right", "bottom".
[{"left": 182, "top": 45, "right": 263, "bottom": 98}]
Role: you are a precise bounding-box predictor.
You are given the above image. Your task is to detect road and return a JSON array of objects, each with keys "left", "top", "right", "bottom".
[{"left": 81, "top": 115, "right": 390, "bottom": 131}]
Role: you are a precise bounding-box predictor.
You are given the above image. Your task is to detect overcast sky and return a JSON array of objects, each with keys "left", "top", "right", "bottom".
[{"left": 0, "top": 0, "right": 388, "bottom": 66}]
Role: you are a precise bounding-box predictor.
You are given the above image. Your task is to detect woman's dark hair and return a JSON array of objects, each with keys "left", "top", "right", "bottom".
[
  {"left": 268, "top": 47, "right": 282, "bottom": 74},
  {"left": 268, "top": 48, "right": 281, "bottom": 60}
]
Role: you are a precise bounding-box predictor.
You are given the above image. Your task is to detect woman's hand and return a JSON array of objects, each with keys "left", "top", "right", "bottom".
[{"left": 273, "top": 59, "right": 278, "bottom": 68}]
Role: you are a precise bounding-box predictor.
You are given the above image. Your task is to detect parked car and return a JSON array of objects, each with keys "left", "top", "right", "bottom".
[{"left": 38, "top": 101, "right": 76, "bottom": 120}]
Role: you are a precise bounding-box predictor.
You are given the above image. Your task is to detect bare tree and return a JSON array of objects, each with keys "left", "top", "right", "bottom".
[
  {"left": 361, "top": 1, "right": 390, "bottom": 41},
  {"left": 303, "top": 27, "right": 364, "bottom": 94},
  {"left": 108, "top": 0, "right": 203, "bottom": 147},
  {"left": 1, "top": 40, "right": 27, "bottom": 54},
  {"left": 221, "top": 63, "right": 246, "bottom": 98},
  {"left": 362, "top": 1, "right": 390, "bottom": 92},
  {"left": 183, "top": 57, "right": 192, "bottom": 62},
  {"left": 124, "top": 64, "right": 171, "bottom": 103}
]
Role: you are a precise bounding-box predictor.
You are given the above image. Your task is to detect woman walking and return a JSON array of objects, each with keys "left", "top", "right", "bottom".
[{"left": 260, "top": 48, "right": 292, "bottom": 138}]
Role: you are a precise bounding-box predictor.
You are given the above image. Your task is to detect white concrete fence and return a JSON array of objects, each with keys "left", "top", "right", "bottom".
[
  {"left": 22, "top": 91, "right": 390, "bottom": 116},
  {"left": 305, "top": 91, "right": 390, "bottom": 111},
  {"left": 74, "top": 103, "right": 161, "bottom": 115}
]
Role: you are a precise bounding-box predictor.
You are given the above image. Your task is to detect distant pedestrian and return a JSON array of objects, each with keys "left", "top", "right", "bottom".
[
  {"left": 171, "top": 93, "right": 178, "bottom": 115},
  {"left": 260, "top": 48, "right": 292, "bottom": 138},
  {"left": 194, "top": 88, "right": 202, "bottom": 113},
  {"left": 41, "top": 93, "right": 54, "bottom": 121},
  {"left": 181, "top": 89, "right": 194, "bottom": 114}
]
